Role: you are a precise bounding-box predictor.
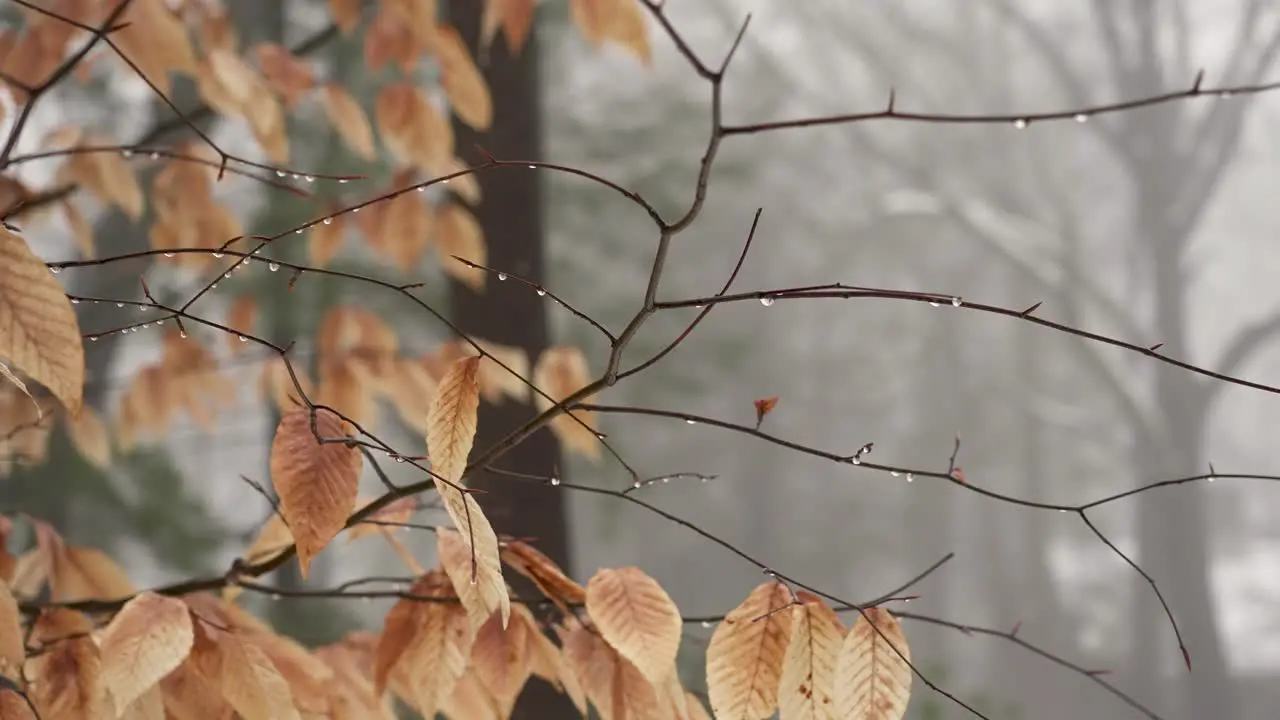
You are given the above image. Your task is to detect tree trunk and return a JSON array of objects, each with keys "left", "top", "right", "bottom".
[{"left": 444, "top": 3, "right": 575, "bottom": 717}]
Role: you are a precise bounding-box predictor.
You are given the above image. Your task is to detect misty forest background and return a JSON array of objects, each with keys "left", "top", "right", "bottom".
[{"left": 6, "top": 1, "right": 1280, "bottom": 719}]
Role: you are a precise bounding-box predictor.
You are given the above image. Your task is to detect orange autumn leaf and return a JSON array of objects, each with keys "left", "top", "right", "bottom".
[
  {"left": 833, "top": 607, "right": 912, "bottom": 720},
  {"left": 532, "top": 346, "right": 600, "bottom": 461},
  {"left": 255, "top": 43, "right": 315, "bottom": 109},
  {"left": 0, "top": 580, "right": 22, "bottom": 678},
  {"left": 225, "top": 295, "right": 257, "bottom": 355},
  {"left": 269, "top": 407, "right": 362, "bottom": 577},
  {"left": 754, "top": 396, "right": 779, "bottom": 428},
  {"left": 435, "top": 25, "right": 493, "bottom": 131},
  {"left": 779, "top": 592, "right": 846, "bottom": 720}
]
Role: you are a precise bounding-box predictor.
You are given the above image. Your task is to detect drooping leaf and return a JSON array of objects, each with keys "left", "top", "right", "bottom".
[
  {"left": 438, "top": 528, "right": 509, "bottom": 633},
  {"left": 64, "top": 404, "right": 111, "bottom": 469},
  {"left": 469, "top": 604, "right": 534, "bottom": 716},
  {"left": 99, "top": 592, "right": 195, "bottom": 716},
  {"left": 322, "top": 83, "right": 376, "bottom": 161},
  {"left": 435, "top": 203, "right": 487, "bottom": 291},
  {"left": 0, "top": 229, "right": 84, "bottom": 415},
  {"left": 0, "top": 581, "right": 22, "bottom": 679},
  {"left": 373, "top": 569, "right": 471, "bottom": 717},
  {"left": 532, "top": 346, "right": 600, "bottom": 460},
  {"left": 269, "top": 407, "right": 362, "bottom": 577},
  {"left": 585, "top": 566, "right": 683, "bottom": 687},
  {"left": 435, "top": 25, "right": 493, "bottom": 131},
  {"left": 833, "top": 607, "right": 912, "bottom": 720},
  {"left": 427, "top": 357, "right": 509, "bottom": 628},
  {"left": 28, "top": 610, "right": 109, "bottom": 718}
]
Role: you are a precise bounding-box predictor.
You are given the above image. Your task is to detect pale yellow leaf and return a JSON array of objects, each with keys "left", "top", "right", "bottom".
[
  {"left": 585, "top": 566, "right": 683, "bottom": 687},
  {"left": 270, "top": 407, "right": 362, "bottom": 578},
  {"left": 0, "top": 229, "right": 84, "bottom": 414},
  {"left": 99, "top": 592, "right": 194, "bottom": 716},
  {"left": 779, "top": 593, "right": 845, "bottom": 720},
  {"left": 373, "top": 570, "right": 472, "bottom": 717},
  {"left": 706, "top": 581, "right": 794, "bottom": 719},
  {"left": 833, "top": 607, "right": 912, "bottom": 720}
]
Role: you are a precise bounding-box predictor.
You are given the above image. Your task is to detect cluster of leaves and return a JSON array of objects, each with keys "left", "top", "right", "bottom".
[{"left": 0, "top": 356, "right": 915, "bottom": 718}]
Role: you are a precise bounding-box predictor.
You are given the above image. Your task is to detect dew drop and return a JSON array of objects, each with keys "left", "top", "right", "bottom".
[
  {"left": 89, "top": 336, "right": 98, "bottom": 342},
  {"left": 469, "top": 575, "right": 478, "bottom": 586},
  {"left": 49, "top": 266, "right": 61, "bottom": 274},
  {"left": 148, "top": 152, "right": 159, "bottom": 160},
  {"left": 528, "top": 164, "right": 536, "bottom": 169},
  {"left": 632, "top": 481, "right": 642, "bottom": 489},
  {"left": 1013, "top": 118, "right": 1029, "bottom": 129},
  {"left": 163, "top": 252, "right": 175, "bottom": 258},
  {"left": 352, "top": 207, "right": 360, "bottom": 213},
  {"left": 700, "top": 621, "right": 713, "bottom": 628},
  {"left": 686, "top": 419, "right": 697, "bottom": 425},
  {"left": 268, "top": 262, "right": 280, "bottom": 272},
  {"left": 417, "top": 186, "right": 426, "bottom": 192},
  {"left": 1207, "top": 476, "right": 1215, "bottom": 483},
  {"left": 71, "top": 299, "right": 80, "bottom": 304},
  {"left": 210, "top": 283, "right": 218, "bottom": 289},
  {"left": 1074, "top": 113, "right": 1089, "bottom": 123},
  {"left": 662, "top": 477, "right": 670, "bottom": 483},
  {"left": 851, "top": 456, "right": 861, "bottom": 465},
  {"left": 323, "top": 217, "right": 333, "bottom": 225},
  {"left": 212, "top": 252, "right": 224, "bottom": 259},
  {"left": 304, "top": 175, "right": 315, "bottom": 183},
  {"left": 122, "top": 149, "right": 134, "bottom": 158},
  {"left": 338, "top": 178, "right": 349, "bottom": 184},
  {"left": 116, "top": 302, "right": 125, "bottom": 308},
  {"left": 536, "top": 288, "right": 546, "bottom": 297},
  {"left": 239, "top": 335, "right": 248, "bottom": 343},
  {"left": 276, "top": 170, "right": 286, "bottom": 178},
  {"left": 951, "top": 297, "right": 962, "bottom": 307},
  {"left": 497, "top": 273, "right": 507, "bottom": 281},
  {"left": 905, "top": 473, "right": 914, "bottom": 482},
  {"left": 759, "top": 296, "right": 775, "bottom": 307},
  {"left": 271, "top": 594, "right": 282, "bottom": 601},
  {"left": 179, "top": 331, "right": 187, "bottom": 339},
  {"left": 550, "top": 477, "right": 561, "bottom": 486},
  {"left": 890, "top": 471, "right": 900, "bottom": 476}
]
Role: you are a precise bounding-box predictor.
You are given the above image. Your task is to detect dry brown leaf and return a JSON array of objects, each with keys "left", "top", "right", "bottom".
[
  {"left": 373, "top": 570, "right": 471, "bottom": 717},
  {"left": 241, "top": 514, "right": 294, "bottom": 566},
  {"left": 524, "top": 616, "right": 588, "bottom": 715},
  {"left": 316, "top": 357, "right": 376, "bottom": 426},
  {"left": 605, "top": 0, "right": 652, "bottom": 64},
  {"left": 270, "top": 407, "right": 362, "bottom": 578},
  {"left": 331, "top": 0, "right": 364, "bottom": 33},
  {"left": 315, "top": 639, "right": 397, "bottom": 720},
  {"left": 441, "top": 156, "right": 483, "bottom": 204},
  {"left": 225, "top": 295, "right": 257, "bottom": 355},
  {"left": 112, "top": 0, "right": 198, "bottom": 95},
  {"left": 500, "top": 539, "right": 587, "bottom": 616},
  {"left": 51, "top": 544, "right": 135, "bottom": 603},
  {"left": 309, "top": 207, "right": 348, "bottom": 266},
  {"left": 60, "top": 199, "right": 94, "bottom": 259},
  {"left": 99, "top": 592, "right": 194, "bottom": 716},
  {"left": 705, "top": 581, "right": 794, "bottom": 719},
  {"left": 482, "top": 0, "right": 536, "bottom": 55},
  {"left": 426, "top": 357, "right": 509, "bottom": 628},
  {"left": 435, "top": 25, "right": 493, "bottom": 131},
  {"left": 570, "top": 0, "right": 618, "bottom": 47},
  {"left": 189, "top": 620, "right": 302, "bottom": 720},
  {"left": 778, "top": 592, "right": 845, "bottom": 720},
  {"left": 435, "top": 203, "right": 486, "bottom": 290},
  {"left": 532, "top": 346, "right": 600, "bottom": 460},
  {"left": 441, "top": 670, "right": 502, "bottom": 720},
  {"left": 65, "top": 404, "right": 110, "bottom": 470},
  {"left": 437, "top": 528, "right": 509, "bottom": 633},
  {"left": 364, "top": 1, "right": 422, "bottom": 72},
  {"left": 0, "top": 581, "right": 22, "bottom": 678},
  {"left": 470, "top": 605, "right": 534, "bottom": 716},
  {"left": 435, "top": 339, "right": 529, "bottom": 405},
  {"left": 258, "top": 356, "right": 314, "bottom": 415},
  {"left": 376, "top": 83, "right": 454, "bottom": 175},
  {"left": 0, "top": 229, "right": 84, "bottom": 415},
  {"left": 27, "top": 609, "right": 108, "bottom": 719},
  {"left": 379, "top": 190, "right": 432, "bottom": 272},
  {"left": 562, "top": 619, "right": 668, "bottom": 720},
  {"left": 833, "top": 607, "right": 912, "bottom": 720},
  {"left": 322, "top": 83, "right": 376, "bottom": 161},
  {"left": 255, "top": 43, "right": 315, "bottom": 108},
  {"left": 347, "top": 495, "right": 418, "bottom": 542},
  {"left": 585, "top": 566, "right": 683, "bottom": 687}
]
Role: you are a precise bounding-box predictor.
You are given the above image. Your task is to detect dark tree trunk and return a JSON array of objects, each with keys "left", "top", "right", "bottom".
[{"left": 445, "top": 3, "right": 575, "bottom": 717}]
